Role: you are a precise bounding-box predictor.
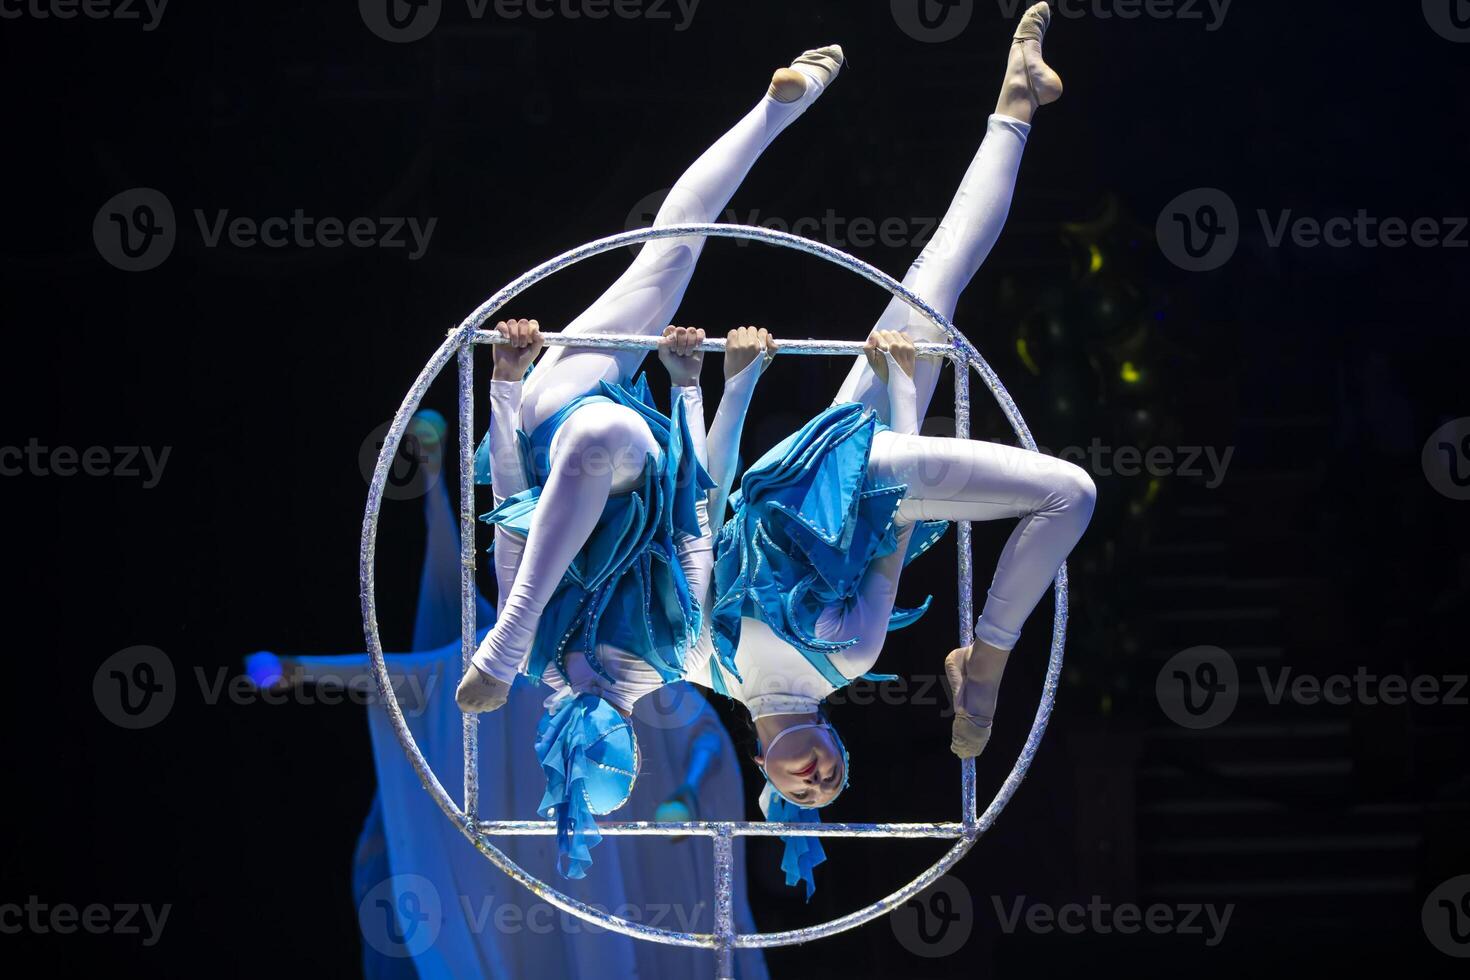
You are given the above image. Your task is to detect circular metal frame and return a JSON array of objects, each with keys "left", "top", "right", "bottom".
[{"left": 359, "top": 223, "right": 1068, "bottom": 950}]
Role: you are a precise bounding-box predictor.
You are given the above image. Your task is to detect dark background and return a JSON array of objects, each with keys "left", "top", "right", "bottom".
[{"left": 5, "top": 1, "right": 1470, "bottom": 977}]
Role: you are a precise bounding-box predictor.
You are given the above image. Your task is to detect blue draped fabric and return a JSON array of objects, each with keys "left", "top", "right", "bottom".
[
  {"left": 249, "top": 416, "right": 770, "bottom": 978},
  {"left": 758, "top": 783, "right": 827, "bottom": 902},
  {"left": 711, "top": 403, "right": 950, "bottom": 689},
  {"left": 475, "top": 375, "right": 720, "bottom": 688}
]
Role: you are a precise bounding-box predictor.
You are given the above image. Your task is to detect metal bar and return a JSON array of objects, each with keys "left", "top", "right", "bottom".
[
  {"left": 362, "top": 223, "right": 1069, "bottom": 953},
  {"left": 472, "top": 328, "right": 960, "bottom": 360},
  {"left": 954, "top": 364, "right": 979, "bottom": 831},
  {"left": 457, "top": 337, "right": 479, "bottom": 824},
  {"left": 474, "top": 820, "right": 969, "bottom": 839},
  {"left": 712, "top": 828, "right": 735, "bottom": 980}
]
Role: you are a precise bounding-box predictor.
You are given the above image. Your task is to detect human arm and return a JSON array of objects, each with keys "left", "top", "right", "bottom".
[
  {"left": 862, "top": 329, "right": 919, "bottom": 435},
  {"left": 705, "top": 326, "right": 775, "bottom": 533}
]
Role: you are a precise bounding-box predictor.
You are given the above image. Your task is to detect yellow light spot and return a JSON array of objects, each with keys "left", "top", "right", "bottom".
[
  {"left": 1120, "top": 360, "right": 1141, "bottom": 384},
  {"left": 1016, "top": 338, "right": 1040, "bottom": 375},
  {"left": 1088, "top": 245, "right": 1104, "bottom": 275}
]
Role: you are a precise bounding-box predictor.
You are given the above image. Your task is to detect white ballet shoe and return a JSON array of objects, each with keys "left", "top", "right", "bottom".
[
  {"left": 1011, "top": 2, "right": 1063, "bottom": 108},
  {"left": 769, "top": 44, "right": 845, "bottom": 104},
  {"left": 455, "top": 664, "right": 511, "bottom": 714},
  {"left": 942, "top": 646, "right": 1004, "bottom": 760}
]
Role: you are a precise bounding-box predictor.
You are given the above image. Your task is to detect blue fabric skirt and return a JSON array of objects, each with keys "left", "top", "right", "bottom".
[
  {"left": 709, "top": 402, "right": 949, "bottom": 691},
  {"left": 474, "top": 375, "right": 716, "bottom": 687}
]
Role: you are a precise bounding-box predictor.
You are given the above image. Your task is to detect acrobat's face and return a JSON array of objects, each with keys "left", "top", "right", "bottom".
[{"left": 756, "top": 724, "right": 846, "bottom": 808}]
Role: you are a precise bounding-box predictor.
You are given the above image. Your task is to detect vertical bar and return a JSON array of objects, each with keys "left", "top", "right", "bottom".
[
  {"left": 458, "top": 335, "right": 480, "bottom": 822},
  {"left": 712, "top": 826, "right": 735, "bottom": 979},
  {"left": 953, "top": 355, "right": 978, "bottom": 830}
]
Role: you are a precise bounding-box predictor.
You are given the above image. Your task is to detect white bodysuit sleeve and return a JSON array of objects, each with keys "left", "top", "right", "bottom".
[
  {"left": 883, "top": 351, "right": 920, "bottom": 436},
  {"left": 671, "top": 383, "right": 715, "bottom": 608},
  {"left": 705, "top": 355, "right": 763, "bottom": 534},
  {"left": 488, "top": 380, "right": 530, "bottom": 503},
  {"left": 488, "top": 379, "right": 528, "bottom": 622}
]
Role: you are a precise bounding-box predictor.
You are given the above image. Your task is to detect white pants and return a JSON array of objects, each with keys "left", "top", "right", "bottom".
[
  {"left": 476, "top": 88, "right": 819, "bottom": 680},
  {"left": 816, "top": 115, "right": 1096, "bottom": 659}
]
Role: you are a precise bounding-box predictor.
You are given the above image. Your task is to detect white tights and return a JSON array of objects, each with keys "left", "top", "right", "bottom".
[
  {"left": 475, "top": 85, "right": 824, "bottom": 682},
  {"left": 817, "top": 114, "right": 1096, "bottom": 658}
]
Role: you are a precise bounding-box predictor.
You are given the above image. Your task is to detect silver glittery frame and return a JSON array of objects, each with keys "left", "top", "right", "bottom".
[{"left": 360, "top": 223, "right": 1068, "bottom": 978}]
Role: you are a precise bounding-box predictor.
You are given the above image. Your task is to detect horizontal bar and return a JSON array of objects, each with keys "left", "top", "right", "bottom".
[
  {"left": 470, "top": 328, "right": 960, "bottom": 360},
  {"left": 476, "top": 820, "right": 970, "bottom": 840}
]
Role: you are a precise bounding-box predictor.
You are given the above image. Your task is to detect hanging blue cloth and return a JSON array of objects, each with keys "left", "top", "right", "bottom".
[
  {"left": 534, "top": 692, "right": 640, "bottom": 879},
  {"left": 758, "top": 782, "right": 827, "bottom": 902},
  {"left": 710, "top": 403, "right": 950, "bottom": 689},
  {"left": 476, "top": 375, "right": 719, "bottom": 688}
]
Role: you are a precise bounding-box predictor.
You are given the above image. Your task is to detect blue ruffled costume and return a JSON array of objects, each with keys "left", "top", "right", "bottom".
[
  {"left": 474, "top": 375, "right": 720, "bottom": 688},
  {"left": 709, "top": 402, "right": 950, "bottom": 693},
  {"left": 473, "top": 376, "right": 723, "bottom": 878},
  {"left": 534, "top": 693, "right": 640, "bottom": 879}
]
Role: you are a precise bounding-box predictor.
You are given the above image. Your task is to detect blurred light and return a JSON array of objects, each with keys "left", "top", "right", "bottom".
[
  {"left": 1120, "top": 360, "right": 1142, "bottom": 384},
  {"left": 1088, "top": 245, "right": 1104, "bottom": 274},
  {"left": 245, "top": 651, "right": 283, "bottom": 689},
  {"left": 1016, "top": 337, "right": 1040, "bottom": 375}
]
